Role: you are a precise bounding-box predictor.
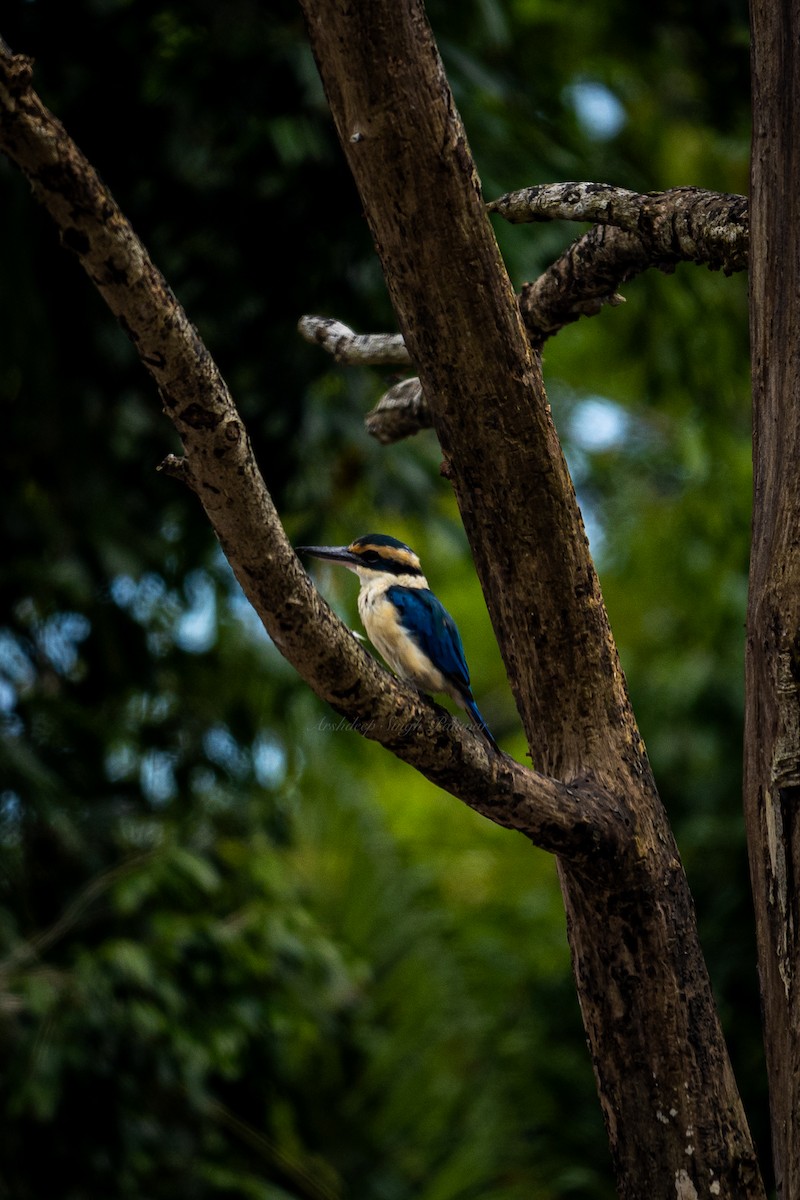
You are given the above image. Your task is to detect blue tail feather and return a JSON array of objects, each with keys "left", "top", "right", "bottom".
[{"left": 465, "top": 696, "right": 499, "bottom": 754}]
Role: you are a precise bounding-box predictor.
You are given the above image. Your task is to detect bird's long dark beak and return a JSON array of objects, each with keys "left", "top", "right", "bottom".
[{"left": 296, "top": 544, "right": 361, "bottom": 568}]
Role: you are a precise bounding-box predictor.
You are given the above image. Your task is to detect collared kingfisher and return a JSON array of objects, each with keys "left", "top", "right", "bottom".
[{"left": 297, "top": 533, "right": 499, "bottom": 752}]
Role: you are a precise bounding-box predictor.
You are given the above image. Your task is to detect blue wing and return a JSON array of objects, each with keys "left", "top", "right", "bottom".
[
  {"left": 387, "top": 585, "right": 499, "bottom": 752},
  {"left": 386, "top": 586, "right": 471, "bottom": 695}
]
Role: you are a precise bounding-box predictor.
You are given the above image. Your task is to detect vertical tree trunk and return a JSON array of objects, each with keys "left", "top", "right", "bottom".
[
  {"left": 299, "top": 0, "right": 765, "bottom": 1195},
  {"left": 745, "top": 0, "right": 800, "bottom": 1195}
]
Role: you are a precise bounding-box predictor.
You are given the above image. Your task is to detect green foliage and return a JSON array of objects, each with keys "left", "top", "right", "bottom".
[{"left": 0, "top": 0, "right": 761, "bottom": 1196}]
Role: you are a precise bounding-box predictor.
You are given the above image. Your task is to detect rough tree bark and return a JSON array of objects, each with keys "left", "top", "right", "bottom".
[
  {"left": 745, "top": 0, "right": 800, "bottom": 1194},
  {"left": 298, "top": 2, "right": 763, "bottom": 1198},
  {"left": 0, "top": 4, "right": 774, "bottom": 1198}
]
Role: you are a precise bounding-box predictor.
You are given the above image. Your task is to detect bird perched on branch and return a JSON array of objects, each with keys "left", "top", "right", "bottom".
[{"left": 297, "top": 533, "right": 499, "bottom": 753}]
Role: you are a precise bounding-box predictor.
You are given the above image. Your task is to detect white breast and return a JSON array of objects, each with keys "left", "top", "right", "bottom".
[{"left": 357, "top": 580, "right": 448, "bottom": 695}]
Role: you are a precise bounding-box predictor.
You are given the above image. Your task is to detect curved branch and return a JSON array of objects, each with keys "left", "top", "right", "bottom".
[
  {"left": 301, "top": 184, "right": 749, "bottom": 441},
  {"left": 500, "top": 183, "right": 747, "bottom": 346},
  {"left": 488, "top": 181, "right": 749, "bottom": 273},
  {"left": 519, "top": 224, "right": 646, "bottom": 343},
  {"left": 0, "top": 42, "right": 622, "bottom": 865}
]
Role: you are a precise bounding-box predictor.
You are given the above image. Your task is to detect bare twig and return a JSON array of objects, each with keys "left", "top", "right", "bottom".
[
  {"left": 298, "top": 315, "right": 411, "bottom": 365},
  {"left": 299, "top": 314, "right": 426, "bottom": 442}
]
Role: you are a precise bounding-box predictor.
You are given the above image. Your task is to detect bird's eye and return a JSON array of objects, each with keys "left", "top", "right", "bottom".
[{"left": 361, "top": 551, "right": 381, "bottom": 565}]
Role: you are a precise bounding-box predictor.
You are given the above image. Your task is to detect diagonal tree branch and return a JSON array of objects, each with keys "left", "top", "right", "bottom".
[
  {"left": 0, "top": 41, "right": 621, "bottom": 864},
  {"left": 519, "top": 224, "right": 648, "bottom": 344}
]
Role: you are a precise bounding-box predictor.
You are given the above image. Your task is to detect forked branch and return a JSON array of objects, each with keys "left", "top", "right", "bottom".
[
  {"left": 302, "top": 183, "right": 748, "bottom": 442},
  {"left": 0, "top": 40, "right": 623, "bottom": 863}
]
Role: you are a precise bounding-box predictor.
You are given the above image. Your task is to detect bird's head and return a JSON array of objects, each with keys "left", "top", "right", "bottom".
[{"left": 297, "top": 533, "right": 425, "bottom": 584}]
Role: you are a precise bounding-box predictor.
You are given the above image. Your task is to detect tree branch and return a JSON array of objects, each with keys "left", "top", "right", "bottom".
[
  {"left": 364, "top": 377, "right": 427, "bottom": 444},
  {"left": 298, "top": 0, "right": 637, "bottom": 782},
  {"left": 300, "top": 184, "right": 749, "bottom": 442},
  {"left": 298, "top": 315, "right": 428, "bottom": 443},
  {"left": 489, "top": 181, "right": 749, "bottom": 273},
  {"left": 496, "top": 183, "right": 748, "bottom": 347},
  {"left": 519, "top": 224, "right": 647, "bottom": 344},
  {"left": 297, "top": 314, "right": 411, "bottom": 366},
  {"left": 0, "top": 40, "right": 622, "bottom": 864}
]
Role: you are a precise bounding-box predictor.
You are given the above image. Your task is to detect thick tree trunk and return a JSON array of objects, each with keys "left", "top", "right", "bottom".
[
  {"left": 745, "top": 0, "right": 800, "bottom": 1195},
  {"left": 299, "top": 0, "right": 765, "bottom": 1195}
]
